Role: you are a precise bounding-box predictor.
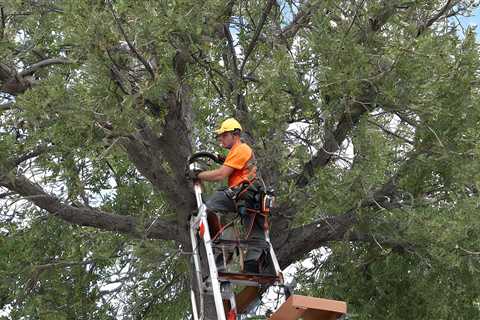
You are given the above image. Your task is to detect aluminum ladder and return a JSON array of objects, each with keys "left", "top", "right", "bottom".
[{"left": 189, "top": 165, "right": 284, "bottom": 320}]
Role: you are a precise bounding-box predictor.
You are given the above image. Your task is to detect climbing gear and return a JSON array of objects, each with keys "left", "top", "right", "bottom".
[
  {"left": 260, "top": 188, "right": 275, "bottom": 214},
  {"left": 215, "top": 118, "right": 242, "bottom": 135},
  {"left": 189, "top": 151, "right": 225, "bottom": 165}
]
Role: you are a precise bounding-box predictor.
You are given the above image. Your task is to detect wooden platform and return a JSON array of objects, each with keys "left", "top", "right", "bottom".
[
  {"left": 218, "top": 271, "right": 280, "bottom": 286},
  {"left": 269, "top": 295, "right": 347, "bottom": 320}
]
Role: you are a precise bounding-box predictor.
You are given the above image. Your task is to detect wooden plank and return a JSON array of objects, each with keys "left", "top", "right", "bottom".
[
  {"left": 269, "top": 295, "right": 304, "bottom": 320},
  {"left": 302, "top": 309, "right": 338, "bottom": 320},
  {"left": 269, "top": 295, "right": 347, "bottom": 320},
  {"left": 218, "top": 271, "right": 279, "bottom": 285},
  {"left": 235, "top": 286, "right": 262, "bottom": 314},
  {"left": 290, "top": 295, "right": 347, "bottom": 314}
]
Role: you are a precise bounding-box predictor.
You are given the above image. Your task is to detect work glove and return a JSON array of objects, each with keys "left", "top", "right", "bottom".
[
  {"left": 186, "top": 168, "right": 202, "bottom": 180},
  {"left": 216, "top": 153, "right": 226, "bottom": 164}
]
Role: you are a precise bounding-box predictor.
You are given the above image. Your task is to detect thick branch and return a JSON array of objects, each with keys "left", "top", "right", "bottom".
[
  {"left": 276, "top": 156, "right": 417, "bottom": 268},
  {"left": 0, "top": 173, "right": 179, "bottom": 241},
  {"left": 295, "top": 87, "right": 374, "bottom": 187},
  {"left": 0, "top": 63, "right": 12, "bottom": 81},
  {"left": 120, "top": 133, "right": 185, "bottom": 206},
  {"left": 275, "top": 210, "right": 357, "bottom": 268},
  {"left": 416, "top": 0, "right": 456, "bottom": 37},
  {"left": 1, "top": 57, "right": 71, "bottom": 96},
  {"left": 13, "top": 144, "right": 51, "bottom": 166},
  {"left": 19, "top": 58, "right": 73, "bottom": 76},
  {"left": 224, "top": 24, "right": 240, "bottom": 77}
]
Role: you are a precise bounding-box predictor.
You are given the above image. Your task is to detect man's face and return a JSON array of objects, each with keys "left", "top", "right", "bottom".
[{"left": 217, "top": 132, "right": 235, "bottom": 149}]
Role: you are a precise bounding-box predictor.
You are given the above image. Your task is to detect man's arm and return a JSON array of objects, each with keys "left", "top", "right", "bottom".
[{"left": 198, "top": 165, "right": 234, "bottom": 181}]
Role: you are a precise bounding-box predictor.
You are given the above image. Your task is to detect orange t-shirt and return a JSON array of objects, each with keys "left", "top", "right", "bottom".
[{"left": 223, "top": 142, "right": 256, "bottom": 187}]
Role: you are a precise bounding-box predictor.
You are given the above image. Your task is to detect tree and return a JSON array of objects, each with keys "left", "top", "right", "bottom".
[{"left": 1, "top": 0, "right": 479, "bottom": 319}]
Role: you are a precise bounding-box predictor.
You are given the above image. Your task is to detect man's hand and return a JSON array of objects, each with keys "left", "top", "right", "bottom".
[
  {"left": 216, "top": 153, "right": 226, "bottom": 163},
  {"left": 186, "top": 168, "right": 203, "bottom": 180}
]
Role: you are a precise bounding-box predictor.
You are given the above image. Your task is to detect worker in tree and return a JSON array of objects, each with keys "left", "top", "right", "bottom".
[{"left": 190, "top": 118, "right": 266, "bottom": 274}]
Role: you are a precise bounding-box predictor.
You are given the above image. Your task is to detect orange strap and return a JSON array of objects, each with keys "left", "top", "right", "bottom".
[
  {"left": 235, "top": 178, "right": 256, "bottom": 200},
  {"left": 212, "top": 219, "right": 237, "bottom": 241}
]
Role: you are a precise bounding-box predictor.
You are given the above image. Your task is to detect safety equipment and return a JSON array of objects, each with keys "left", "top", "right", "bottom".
[
  {"left": 189, "top": 151, "right": 224, "bottom": 165},
  {"left": 260, "top": 188, "right": 275, "bottom": 214},
  {"left": 186, "top": 168, "right": 202, "bottom": 180},
  {"left": 215, "top": 118, "right": 242, "bottom": 135},
  {"left": 216, "top": 153, "right": 226, "bottom": 163}
]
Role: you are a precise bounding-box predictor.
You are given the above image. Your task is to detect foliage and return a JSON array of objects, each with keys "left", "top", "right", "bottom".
[{"left": 1, "top": 0, "right": 480, "bottom": 319}]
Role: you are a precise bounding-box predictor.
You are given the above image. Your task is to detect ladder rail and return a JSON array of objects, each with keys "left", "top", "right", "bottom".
[
  {"left": 189, "top": 168, "right": 231, "bottom": 320},
  {"left": 198, "top": 204, "right": 228, "bottom": 320},
  {"left": 190, "top": 214, "right": 205, "bottom": 320},
  {"left": 190, "top": 289, "right": 199, "bottom": 320},
  {"left": 265, "top": 231, "right": 283, "bottom": 281}
]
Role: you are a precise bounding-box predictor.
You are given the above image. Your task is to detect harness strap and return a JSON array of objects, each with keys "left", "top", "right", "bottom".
[
  {"left": 244, "top": 210, "right": 257, "bottom": 240},
  {"left": 233, "top": 177, "right": 256, "bottom": 201},
  {"left": 211, "top": 218, "right": 239, "bottom": 242},
  {"left": 245, "top": 208, "right": 270, "bottom": 236}
]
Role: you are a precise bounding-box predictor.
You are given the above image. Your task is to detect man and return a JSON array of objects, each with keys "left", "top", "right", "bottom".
[{"left": 193, "top": 118, "right": 265, "bottom": 273}]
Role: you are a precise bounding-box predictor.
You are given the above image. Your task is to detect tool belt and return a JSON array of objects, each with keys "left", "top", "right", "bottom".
[{"left": 224, "top": 181, "right": 275, "bottom": 214}]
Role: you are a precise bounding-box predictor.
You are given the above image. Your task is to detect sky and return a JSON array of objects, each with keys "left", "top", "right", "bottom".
[{"left": 457, "top": 6, "right": 480, "bottom": 33}]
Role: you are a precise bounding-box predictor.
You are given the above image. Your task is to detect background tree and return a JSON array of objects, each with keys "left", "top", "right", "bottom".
[{"left": 1, "top": 0, "right": 479, "bottom": 319}]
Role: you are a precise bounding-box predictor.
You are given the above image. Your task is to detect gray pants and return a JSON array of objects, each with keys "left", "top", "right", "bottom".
[{"left": 205, "top": 189, "right": 265, "bottom": 262}]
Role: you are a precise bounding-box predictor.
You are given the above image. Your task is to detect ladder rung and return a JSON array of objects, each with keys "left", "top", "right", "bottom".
[
  {"left": 212, "top": 239, "right": 270, "bottom": 250},
  {"left": 202, "top": 279, "right": 236, "bottom": 299},
  {"left": 218, "top": 271, "right": 279, "bottom": 286}
]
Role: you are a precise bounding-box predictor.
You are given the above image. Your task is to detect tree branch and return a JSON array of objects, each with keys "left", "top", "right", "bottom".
[
  {"left": 416, "top": 0, "right": 456, "bottom": 37},
  {"left": 0, "top": 7, "right": 5, "bottom": 40},
  {"left": 294, "top": 1, "right": 401, "bottom": 188},
  {"left": 120, "top": 133, "right": 185, "bottom": 206},
  {"left": 13, "top": 144, "right": 51, "bottom": 166},
  {"left": 276, "top": 154, "right": 419, "bottom": 267},
  {"left": 0, "top": 63, "right": 13, "bottom": 81},
  {"left": 280, "top": 0, "right": 320, "bottom": 42},
  {"left": 295, "top": 86, "right": 375, "bottom": 187},
  {"left": 19, "top": 58, "right": 73, "bottom": 76},
  {"left": 275, "top": 210, "right": 357, "bottom": 268},
  {"left": 0, "top": 173, "right": 180, "bottom": 241},
  {"left": 367, "top": 119, "right": 414, "bottom": 145},
  {"left": 239, "top": 0, "right": 276, "bottom": 76},
  {"left": 1, "top": 58, "right": 72, "bottom": 96},
  {"left": 0, "top": 102, "right": 13, "bottom": 112},
  {"left": 224, "top": 24, "right": 240, "bottom": 77},
  {"left": 108, "top": 1, "right": 155, "bottom": 80}
]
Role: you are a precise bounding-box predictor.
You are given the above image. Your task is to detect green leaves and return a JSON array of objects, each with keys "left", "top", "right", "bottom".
[{"left": 1, "top": 0, "right": 480, "bottom": 319}]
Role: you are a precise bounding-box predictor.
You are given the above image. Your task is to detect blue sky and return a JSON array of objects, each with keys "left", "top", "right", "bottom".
[{"left": 456, "top": 7, "right": 480, "bottom": 33}]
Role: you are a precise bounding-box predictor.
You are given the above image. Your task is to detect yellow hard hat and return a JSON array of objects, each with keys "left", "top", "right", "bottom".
[{"left": 215, "top": 118, "right": 242, "bottom": 135}]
